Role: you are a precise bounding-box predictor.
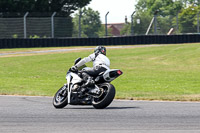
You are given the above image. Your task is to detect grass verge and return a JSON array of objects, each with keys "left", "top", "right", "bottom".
[{"left": 0, "top": 44, "right": 200, "bottom": 101}]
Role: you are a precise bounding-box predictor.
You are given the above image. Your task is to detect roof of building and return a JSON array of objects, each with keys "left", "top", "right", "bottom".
[{"left": 107, "top": 23, "right": 125, "bottom": 31}]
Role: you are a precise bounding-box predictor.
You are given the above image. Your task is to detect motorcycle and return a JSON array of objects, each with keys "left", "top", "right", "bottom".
[{"left": 53, "top": 58, "right": 123, "bottom": 109}]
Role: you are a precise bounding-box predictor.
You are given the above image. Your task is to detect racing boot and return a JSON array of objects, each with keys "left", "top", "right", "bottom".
[
  {"left": 81, "top": 72, "right": 95, "bottom": 88},
  {"left": 82, "top": 78, "right": 101, "bottom": 96},
  {"left": 82, "top": 77, "right": 95, "bottom": 88}
]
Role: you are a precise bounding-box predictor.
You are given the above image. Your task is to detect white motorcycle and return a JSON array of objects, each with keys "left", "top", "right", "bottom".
[{"left": 53, "top": 58, "right": 123, "bottom": 109}]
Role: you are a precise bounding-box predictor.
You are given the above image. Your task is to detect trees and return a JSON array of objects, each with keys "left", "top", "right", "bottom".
[
  {"left": 132, "top": 0, "right": 177, "bottom": 35},
  {"left": 135, "top": 0, "right": 183, "bottom": 16},
  {"left": 0, "top": 0, "right": 34, "bottom": 12},
  {"left": 130, "top": 0, "right": 200, "bottom": 35},
  {"left": 121, "top": 11, "right": 153, "bottom": 35},
  {"left": 180, "top": 0, "right": 200, "bottom": 6},
  {"left": 0, "top": 0, "right": 92, "bottom": 15},
  {"left": 178, "top": 6, "right": 200, "bottom": 33},
  {"left": 0, "top": 0, "right": 91, "bottom": 38},
  {"left": 81, "top": 8, "right": 102, "bottom": 37},
  {"left": 73, "top": 7, "right": 103, "bottom": 38}
]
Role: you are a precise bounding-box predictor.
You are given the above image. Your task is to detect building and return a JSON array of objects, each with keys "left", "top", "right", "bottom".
[{"left": 106, "top": 23, "right": 125, "bottom": 36}]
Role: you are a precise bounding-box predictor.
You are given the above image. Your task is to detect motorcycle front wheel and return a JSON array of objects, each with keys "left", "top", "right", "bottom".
[
  {"left": 92, "top": 83, "right": 115, "bottom": 109},
  {"left": 53, "top": 85, "right": 68, "bottom": 108}
]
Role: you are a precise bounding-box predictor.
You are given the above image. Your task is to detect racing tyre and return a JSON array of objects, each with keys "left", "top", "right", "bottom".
[
  {"left": 92, "top": 83, "right": 115, "bottom": 109},
  {"left": 53, "top": 85, "right": 68, "bottom": 108}
]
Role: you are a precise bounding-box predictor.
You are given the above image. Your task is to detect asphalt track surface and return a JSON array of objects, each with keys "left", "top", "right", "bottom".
[{"left": 0, "top": 96, "right": 200, "bottom": 133}]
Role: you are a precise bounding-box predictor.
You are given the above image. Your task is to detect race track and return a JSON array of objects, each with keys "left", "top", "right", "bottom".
[{"left": 0, "top": 95, "right": 200, "bottom": 133}]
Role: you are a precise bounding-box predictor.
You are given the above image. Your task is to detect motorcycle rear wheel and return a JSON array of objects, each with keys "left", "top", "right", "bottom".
[
  {"left": 53, "top": 85, "right": 68, "bottom": 108},
  {"left": 92, "top": 83, "right": 115, "bottom": 109}
]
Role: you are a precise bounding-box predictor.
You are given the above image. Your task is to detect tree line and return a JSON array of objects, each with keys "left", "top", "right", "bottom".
[
  {"left": 75, "top": 0, "right": 200, "bottom": 37},
  {"left": 121, "top": 0, "right": 200, "bottom": 35},
  {"left": 0, "top": 0, "right": 91, "bottom": 16},
  {"left": 1, "top": 0, "right": 200, "bottom": 37}
]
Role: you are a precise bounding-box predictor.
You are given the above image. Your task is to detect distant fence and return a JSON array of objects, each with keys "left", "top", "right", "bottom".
[
  {"left": 0, "top": 34, "right": 200, "bottom": 49},
  {"left": 0, "top": 12, "right": 73, "bottom": 38}
]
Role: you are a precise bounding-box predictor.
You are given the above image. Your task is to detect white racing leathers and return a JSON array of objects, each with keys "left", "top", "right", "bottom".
[{"left": 75, "top": 53, "right": 110, "bottom": 70}]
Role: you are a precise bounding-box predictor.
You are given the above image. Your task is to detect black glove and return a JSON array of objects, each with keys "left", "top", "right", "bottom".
[{"left": 71, "top": 66, "right": 77, "bottom": 72}]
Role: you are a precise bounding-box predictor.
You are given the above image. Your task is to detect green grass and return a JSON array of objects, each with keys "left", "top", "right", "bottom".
[{"left": 1, "top": 44, "right": 200, "bottom": 101}]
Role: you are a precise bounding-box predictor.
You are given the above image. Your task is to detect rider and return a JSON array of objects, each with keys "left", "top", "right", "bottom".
[{"left": 71, "top": 46, "right": 110, "bottom": 88}]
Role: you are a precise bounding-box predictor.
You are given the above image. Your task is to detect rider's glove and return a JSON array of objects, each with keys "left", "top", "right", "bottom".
[{"left": 71, "top": 66, "right": 78, "bottom": 72}]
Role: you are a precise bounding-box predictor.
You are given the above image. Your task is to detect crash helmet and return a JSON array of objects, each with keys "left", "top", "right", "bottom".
[{"left": 94, "top": 46, "right": 106, "bottom": 55}]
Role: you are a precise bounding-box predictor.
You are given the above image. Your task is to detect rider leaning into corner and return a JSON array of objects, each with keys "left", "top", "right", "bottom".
[{"left": 70, "top": 46, "right": 110, "bottom": 90}]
